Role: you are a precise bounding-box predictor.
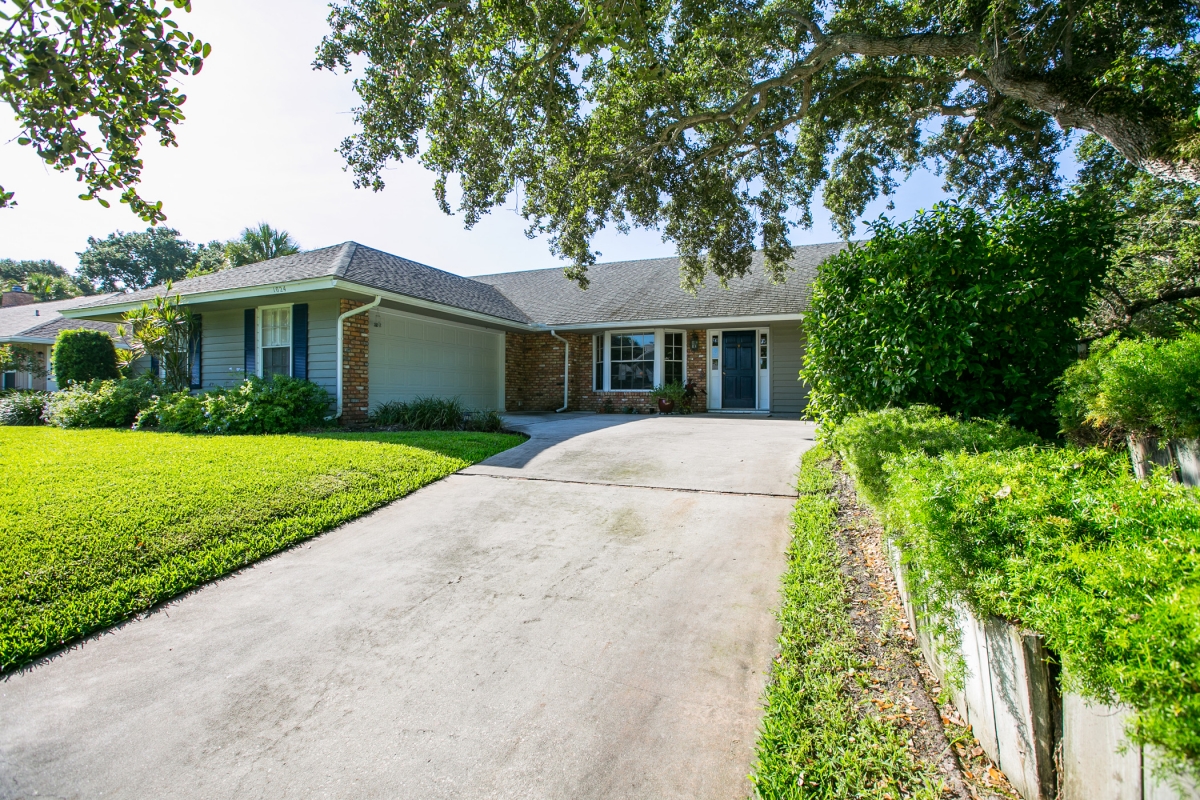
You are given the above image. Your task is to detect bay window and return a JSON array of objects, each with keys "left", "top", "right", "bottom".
[{"left": 595, "top": 330, "right": 686, "bottom": 391}]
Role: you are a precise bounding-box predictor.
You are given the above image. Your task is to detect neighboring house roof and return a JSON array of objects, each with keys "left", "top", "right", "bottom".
[
  {"left": 474, "top": 244, "right": 847, "bottom": 326},
  {"left": 0, "top": 294, "right": 124, "bottom": 344},
  {"left": 64, "top": 240, "right": 847, "bottom": 328},
  {"left": 69, "top": 242, "right": 534, "bottom": 324}
]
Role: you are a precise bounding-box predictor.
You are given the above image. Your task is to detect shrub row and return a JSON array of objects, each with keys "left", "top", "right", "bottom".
[
  {"left": 135, "top": 377, "right": 331, "bottom": 434},
  {"left": 1057, "top": 331, "right": 1200, "bottom": 444},
  {"left": 0, "top": 376, "right": 333, "bottom": 435},
  {"left": 830, "top": 406, "right": 1200, "bottom": 774}
]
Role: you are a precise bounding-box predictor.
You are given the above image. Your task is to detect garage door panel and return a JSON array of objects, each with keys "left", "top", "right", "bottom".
[{"left": 369, "top": 311, "right": 502, "bottom": 411}]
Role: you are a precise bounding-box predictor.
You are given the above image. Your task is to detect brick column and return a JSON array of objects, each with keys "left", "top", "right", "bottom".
[
  {"left": 340, "top": 299, "right": 370, "bottom": 425},
  {"left": 686, "top": 329, "right": 708, "bottom": 411}
]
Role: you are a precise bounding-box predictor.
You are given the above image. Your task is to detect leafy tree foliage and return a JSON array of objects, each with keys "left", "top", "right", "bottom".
[
  {"left": 0, "top": 343, "right": 46, "bottom": 377},
  {"left": 0, "top": 1, "right": 208, "bottom": 220},
  {"left": 225, "top": 223, "right": 301, "bottom": 268},
  {"left": 0, "top": 259, "right": 90, "bottom": 296},
  {"left": 52, "top": 328, "right": 119, "bottom": 386},
  {"left": 317, "top": 0, "right": 1199, "bottom": 287},
  {"left": 802, "top": 197, "right": 1112, "bottom": 434},
  {"left": 0, "top": 258, "right": 65, "bottom": 283},
  {"left": 1073, "top": 136, "right": 1200, "bottom": 339},
  {"left": 77, "top": 227, "right": 219, "bottom": 291}
]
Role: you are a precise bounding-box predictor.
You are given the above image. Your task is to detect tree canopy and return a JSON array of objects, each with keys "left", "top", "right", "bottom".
[
  {"left": 77, "top": 227, "right": 222, "bottom": 291},
  {"left": 1074, "top": 136, "right": 1200, "bottom": 340},
  {"left": 0, "top": 0, "right": 208, "bottom": 221},
  {"left": 317, "top": 0, "right": 1200, "bottom": 287}
]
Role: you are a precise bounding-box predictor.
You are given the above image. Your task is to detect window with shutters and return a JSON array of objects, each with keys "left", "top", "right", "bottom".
[{"left": 259, "top": 305, "right": 292, "bottom": 378}]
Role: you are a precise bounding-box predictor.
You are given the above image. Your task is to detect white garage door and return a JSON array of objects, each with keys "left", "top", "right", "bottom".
[{"left": 368, "top": 309, "right": 504, "bottom": 411}]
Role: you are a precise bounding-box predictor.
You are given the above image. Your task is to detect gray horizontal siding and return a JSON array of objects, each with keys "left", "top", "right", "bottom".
[
  {"left": 199, "top": 309, "right": 248, "bottom": 389},
  {"left": 199, "top": 301, "right": 339, "bottom": 395},
  {"left": 305, "top": 299, "right": 338, "bottom": 396},
  {"left": 770, "top": 322, "right": 809, "bottom": 417}
]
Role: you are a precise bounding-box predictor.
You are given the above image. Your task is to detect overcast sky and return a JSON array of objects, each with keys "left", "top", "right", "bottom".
[{"left": 1, "top": 0, "right": 1046, "bottom": 277}]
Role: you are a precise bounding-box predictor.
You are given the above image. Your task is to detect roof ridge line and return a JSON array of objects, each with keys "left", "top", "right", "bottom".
[{"left": 331, "top": 241, "right": 358, "bottom": 277}]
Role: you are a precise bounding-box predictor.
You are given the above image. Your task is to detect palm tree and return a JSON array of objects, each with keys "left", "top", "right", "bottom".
[
  {"left": 226, "top": 223, "right": 301, "bottom": 267},
  {"left": 24, "top": 272, "right": 81, "bottom": 300}
]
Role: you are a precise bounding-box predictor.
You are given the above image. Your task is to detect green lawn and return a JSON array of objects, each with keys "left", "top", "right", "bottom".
[{"left": 0, "top": 427, "right": 524, "bottom": 671}]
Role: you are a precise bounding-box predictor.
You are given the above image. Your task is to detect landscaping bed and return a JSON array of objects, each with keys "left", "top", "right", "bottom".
[
  {"left": 752, "top": 444, "right": 1005, "bottom": 799},
  {"left": 0, "top": 427, "right": 524, "bottom": 671}
]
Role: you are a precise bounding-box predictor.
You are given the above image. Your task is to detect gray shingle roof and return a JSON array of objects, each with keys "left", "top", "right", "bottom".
[
  {"left": 67, "top": 240, "right": 846, "bottom": 327},
  {"left": 0, "top": 294, "right": 123, "bottom": 341},
  {"left": 473, "top": 243, "right": 846, "bottom": 326},
  {"left": 70, "top": 242, "right": 533, "bottom": 323}
]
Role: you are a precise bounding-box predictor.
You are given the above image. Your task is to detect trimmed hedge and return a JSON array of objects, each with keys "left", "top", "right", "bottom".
[
  {"left": 52, "top": 329, "right": 119, "bottom": 386},
  {"left": 825, "top": 405, "right": 1041, "bottom": 507},
  {"left": 832, "top": 407, "right": 1200, "bottom": 776}
]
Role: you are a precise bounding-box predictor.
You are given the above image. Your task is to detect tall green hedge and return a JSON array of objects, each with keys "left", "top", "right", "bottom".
[
  {"left": 52, "top": 329, "right": 119, "bottom": 386},
  {"left": 803, "top": 197, "right": 1113, "bottom": 435}
]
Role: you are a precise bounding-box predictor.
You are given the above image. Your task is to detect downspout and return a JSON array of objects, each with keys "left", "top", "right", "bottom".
[
  {"left": 549, "top": 329, "right": 569, "bottom": 413},
  {"left": 336, "top": 295, "right": 383, "bottom": 418}
]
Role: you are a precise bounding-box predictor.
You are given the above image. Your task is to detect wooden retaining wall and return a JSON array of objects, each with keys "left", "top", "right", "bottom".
[{"left": 888, "top": 545, "right": 1198, "bottom": 800}]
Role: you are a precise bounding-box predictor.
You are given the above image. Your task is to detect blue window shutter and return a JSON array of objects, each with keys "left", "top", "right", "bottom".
[
  {"left": 189, "top": 314, "right": 203, "bottom": 390},
  {"left": 292, "top": 303, "right": 308, "bottom": 380},
  {"left": 244, "top": 308, "right": 256, "bottom": 376},
  {"left": 149, "top": 356, "right": 159, "bottom": 377}
]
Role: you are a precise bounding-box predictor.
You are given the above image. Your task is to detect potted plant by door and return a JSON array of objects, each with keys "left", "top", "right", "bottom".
[{"left": 650, "top": 382, "right": 686, "bottom": 414}]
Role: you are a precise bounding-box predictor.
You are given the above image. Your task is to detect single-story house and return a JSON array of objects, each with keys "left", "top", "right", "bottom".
[
  {"left": 61, "top": 241, "right": 845, "bottom": 420},
  {"left": 0, "top": 292, "right": 125, "bottom": 391}
]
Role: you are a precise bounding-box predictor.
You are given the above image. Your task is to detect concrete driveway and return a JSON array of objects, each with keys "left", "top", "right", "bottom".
[{"left": 0, "top": 413, "right": 814, "bottom": 800}]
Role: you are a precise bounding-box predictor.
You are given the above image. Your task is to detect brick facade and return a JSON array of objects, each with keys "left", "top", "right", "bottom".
[
  {"left": 504, "top": 329, "right": 708, "bottom": 413},
  {"left": 339, "top": 299, "right": 370, "bottom": 424}
]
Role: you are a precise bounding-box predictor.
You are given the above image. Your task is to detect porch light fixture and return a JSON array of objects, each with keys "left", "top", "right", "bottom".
[{"left": 689, "top": 333, "right": 699, "bottom": 351}]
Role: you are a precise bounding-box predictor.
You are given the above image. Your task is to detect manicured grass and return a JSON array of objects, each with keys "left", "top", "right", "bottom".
[
  {"left": 750, "top": 444, "right": 944, "bottom": 799},
  {"left": 0, "top": 427, "right": 524, "bottom": 671}
]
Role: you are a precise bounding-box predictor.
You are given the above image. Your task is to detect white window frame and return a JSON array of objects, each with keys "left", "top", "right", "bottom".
[
  {"left": 592, "top": 329, "right": 688, "bottom": 392},
  {"left": 662, "top": 329, "right": 687, "bottom": 387},
  {"left": 256, "top": 303, "right": 294, "bottom": 379}
]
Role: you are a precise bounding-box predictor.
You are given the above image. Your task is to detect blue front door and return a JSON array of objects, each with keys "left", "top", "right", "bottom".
[{"left": 722, "top": 331, "right": 756, "bottom": 408}]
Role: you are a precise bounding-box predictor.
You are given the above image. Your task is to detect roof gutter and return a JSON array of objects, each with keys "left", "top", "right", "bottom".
[
  {"left": 549, "top": 329, "right": 569, "bottom": 413},
  {"left": 336, "top": 296, "right": 382, "bottom": 419}
]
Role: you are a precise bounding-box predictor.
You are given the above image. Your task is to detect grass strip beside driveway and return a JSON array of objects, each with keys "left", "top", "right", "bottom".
[
  {"left": 750, "top": 443, "right": 945, "bottom": 799},
  {"left": 0, "top": 427, "right": 524, "bottom": 671}
]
